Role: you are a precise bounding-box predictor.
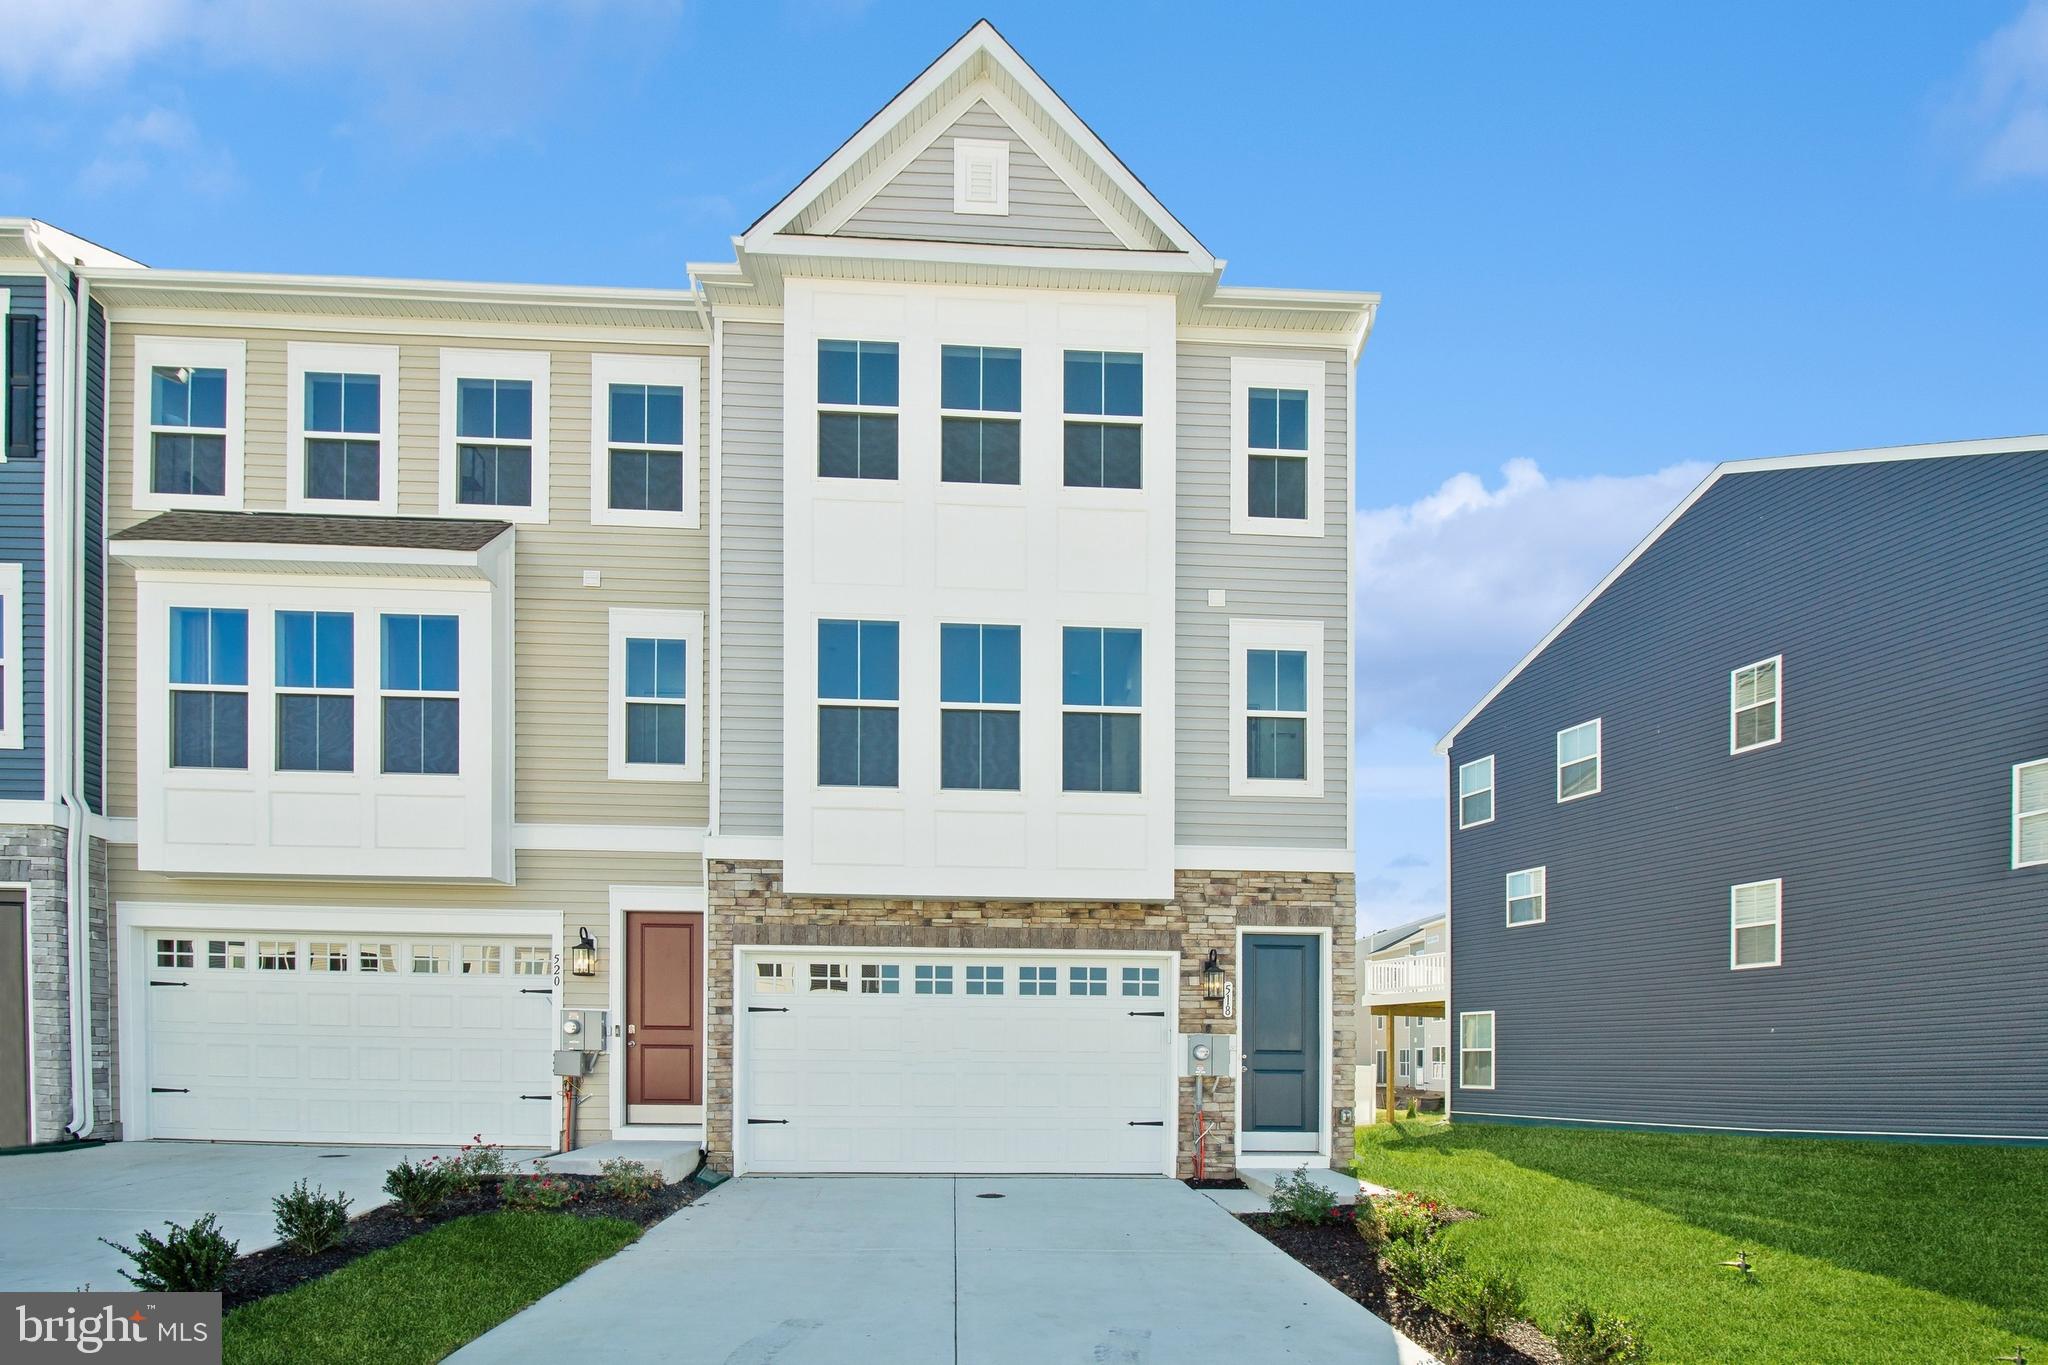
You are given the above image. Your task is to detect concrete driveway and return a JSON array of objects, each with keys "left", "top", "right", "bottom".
[
  {"left": 0, "top": 1140, "right": 460, "bottom": 1292},
  {"left": 454, "top": 1177, "right": 1434, "bottom": 1365}
]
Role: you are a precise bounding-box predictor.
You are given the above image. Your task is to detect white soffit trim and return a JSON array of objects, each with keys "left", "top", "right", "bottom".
[
  {"left": 109, "top": 538, "right": 504, "bottom": 579},
  {"left": 1434, "top": 433, "right": 2048, "bottom": 754},
  {"left": 740, "top": 20, "right": 1211, "bottom": 266}
]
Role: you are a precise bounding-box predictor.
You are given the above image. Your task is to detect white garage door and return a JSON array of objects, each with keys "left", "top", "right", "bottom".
[
  {"left": 142, "top": 931, "right": 556, "bottom": 1146},
  {"left": 737, "top": 949, "right": 1174, "bottom": 1174}
]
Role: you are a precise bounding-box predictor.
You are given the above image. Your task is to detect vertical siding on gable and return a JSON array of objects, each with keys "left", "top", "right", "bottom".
[
  {"left": 1448, "top": 450, "right": 2048, "bottom": 1140},
  {"left": 1174, "top": 343, "right": 1350, "bottom": 848},
  {"left": 716, "top": 321, "right": 785, "bottom": 836},
  {"left": 83, "top": 300, "right": 106, "bottom": 812},
  {"left": 836, "top": 101, "right": 1128, "bottom": 251},
  {"left": 0, "top": 275, "right": 47, "bottom": 800}
]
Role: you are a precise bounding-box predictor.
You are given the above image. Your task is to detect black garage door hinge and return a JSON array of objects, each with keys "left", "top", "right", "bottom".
[
  {"left": 150, "top": 1087, "right": 189, "bottom": 1094},
  {"left": 1127, "top": 1120, "right": 1165, "bottom": 1127},
  {"left": 519, "top": 1094, "right": 551, "bottom": 1101},
  {"left": 149, "top": 980, "right": 187, "bottom": 988},
  {"left": 747, "top": 1006, "right": 789, "bottom": 1013},
  {"left": 747, "top": 1118, "right": 790, "bottom": 1125},
  {"left": 1127, "top": 1009, "right": 1165, "bottom": 1017},
  {"left": 519, "top": 987, "right": 553, "bottom": 996}
]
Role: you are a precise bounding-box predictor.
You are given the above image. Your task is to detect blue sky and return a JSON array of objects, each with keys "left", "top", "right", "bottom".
[{"left": 7, "top": 2, "right": 2047, "bottom": 927}]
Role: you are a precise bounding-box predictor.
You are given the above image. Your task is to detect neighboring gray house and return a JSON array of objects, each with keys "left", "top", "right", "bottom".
[{"left": 1438, "top": 436, "right": 2048, "bottom": 1144}]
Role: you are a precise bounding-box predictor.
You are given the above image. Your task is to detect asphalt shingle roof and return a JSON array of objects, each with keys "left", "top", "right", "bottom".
[{"left": 113, "top": 511, "right": 511, "bottom": 553}]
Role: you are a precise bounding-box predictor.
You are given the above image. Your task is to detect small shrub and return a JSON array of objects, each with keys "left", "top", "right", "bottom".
[
  {"left": 1376, "top": 1190, "right": 1441, "bottom": 1244},
  {"left": 383, "top": 1155, "right": 457, "bottom": 1219},
  {"left": 596, "top": 1157, "right": 662, "bottom": 1205},
  {"left": 100, "top": 1213, "right": 238, "bottom": 1292},
  {"left": 1351, "top": 1197, "right": 1385, "bottom": 1249},
  {"left": 1426, "top": 1265, "right": 1528, "bottom": 1339},
  {"left": 450, "top": 1135, "right": 510, "bottom": 1192},
  {"left": 1382, "top": 1235, "right": 1461, "bottom": 1294},
  {"left": 1556, "top": 1302, "right": 1651, "bottom": 1365},
  {"left": 1268, "top": 1166, "right": 1339, "bottom": 1226},
  {"left": 272, "top": 1180, "right": 352, "bottom": 1256},
  {"left": 1404, "top": 1099, "right": 1419, "bottom": 1119},
  {"left": 502, "top": 1161, "right": 577, "bottom": 1212}
]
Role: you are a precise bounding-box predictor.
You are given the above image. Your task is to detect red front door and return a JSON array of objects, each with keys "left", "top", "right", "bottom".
[{"left": 626, "top": 912, "right": 702, "bottom": 1111}]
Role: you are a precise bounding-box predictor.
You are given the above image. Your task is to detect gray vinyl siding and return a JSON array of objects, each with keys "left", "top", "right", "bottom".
[
  {"left": 717, "top": 321, "right": 785, "bottom": 836},
  {"left": 837, "top": 102, "right": 1127, "bottom": 250},
  {"left": 1174, "top": 343, "right": 1350, "bottom": 849},
  {"left": 0, "top": 275, "right": 45, "bottom": 800},
  {"left": 82, "top": 299, "right": 105, "bottom": 812},
  {"left": 1448, "top": 448, "right": 2048, "bottom": 1141}
]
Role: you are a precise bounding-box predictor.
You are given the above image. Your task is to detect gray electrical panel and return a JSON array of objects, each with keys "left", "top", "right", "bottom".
[{"left": 1180, "top": 1033, "right": 1234, "bottom": 1077}]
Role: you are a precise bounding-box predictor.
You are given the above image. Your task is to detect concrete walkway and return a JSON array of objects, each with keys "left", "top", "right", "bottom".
[
  {"left": 454, "top": 1176, "right": 1437, "bottom": 1365},
  {"left": 0, "top": 1140, "right": 463, "bottom": 1292}
]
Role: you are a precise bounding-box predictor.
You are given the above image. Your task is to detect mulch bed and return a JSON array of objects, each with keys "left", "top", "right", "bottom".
[
  {"left": 223, "top": 1173, "right": 703, "bottom": 1313},
  {"left": 1182, "top": 1176, "right": 1247, "bottom": 1190},
  {"left": 1240, "top": 1211, "right": 1560, "bottom": 1365}
]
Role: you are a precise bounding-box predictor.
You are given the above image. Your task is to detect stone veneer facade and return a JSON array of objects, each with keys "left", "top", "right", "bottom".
[
  {"left": 703, "top": 860, "right": 1356, "bottom": 1177},
  {"left": 2, "top": 826, "right": 118, "bottom": 1143}
]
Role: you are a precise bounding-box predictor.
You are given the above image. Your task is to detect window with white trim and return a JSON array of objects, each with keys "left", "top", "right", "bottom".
[
  {"left": 1557, "top": 719, "right": 1601, "bottom": 801},
  {"left": 1457, "top": 755, "right": 1495, "bottom": 829},
  {"left": 1120, "top": 966, "right": 1160, "bottom": 997},
  {"left": 1062, "top": 626, "right": 1141, "bottom": 792},
  {"left": 2014, "top": 759, "right": 2048, "bottom": 869},
  {"left": 608, "top": 608, "right": 701, "bottom": 782},
  {"left": 1731, "top": 656, "right": 1781, "bottom": 754},
  {"left": 274, "top": 610, "right": 353, "bottom": 773},
  {"left": 860, "top": 963, "right": 899, "bottom": 995},
  {"left": 257, "top": 940, "right": 297, "bottom": 971},
  {"left": 591, "top": 354, "right": 699, "bottom": 528},
  {"left": 359, "top": 943, "right": 398, "bottom": 973},
  {"left": 207, "top": 939, "right": 247, "bottom": 970},
  {"left": 818, "top": 339, "right": 899, "bottom": 480},
  {"left": 1505, "top": 867, "right": 1546, "bottom": 927},
  {"left": 1459, "top": 1011, "right": 1495, "bottom": 1089},
  {"left": 965, "top": 965, "right": 1005, "bottom": 996},
  {"left": 1730, "top": 879, "right": 1782, "bottom": 969},
  {"left": 133, "top": 336, "right": 245, "bottom": 511},
  {"left": 755, "top": 961, "right": 791, "bottom": 994},
  {"left": 462, "top": 944, "right": 501, "bottom": 976},
  {"left": 939, "top": 345, "right": 1021, "bottom": 484},
  {"left": 952, "top": 138, "right": 1010, "bottom": 215},
  {"left": 914, "top": 964, "right": 954, "bottom": 995},
  {"left": 439, "top": 349, "right": 549, "bottom": 520},
  {"left": 1063, "top": 350, "right": 1142, "bottom": 489},
  {"left": 1069, "top": 965, "right": 1108, "bottom": 997},
  {"left": 512, "top": 945, "right": 549, "bottom": 977},
  {"left": 0, "top": 561, "right": 20, "bottom": 750},
  {"left": 818, "top": 618, "right": 898, "bottom": 788},
  {"left": 169, "top": 607, "right": 249, "bottom": 770},
  {"left": 411, "top": 944, "right": 450, "bottom": 975},
  {"left": 309, "top": 941, "right": 349, "bottom": 972},
  {"left": 287, "top": 342, "right": 399, "bottom": 512},
  {"left": 1229, "top": 618, "right": 1324, "bottom": 796},
  {"left": 1018, "top": 965, "right": 1058, "bottom": 996},
  {"left": 1230, "top": 357, "right": 1325, "bottom": 536},
  {"left": 809, "top": 962, "right": 848, "bottom": 993},
  {"left": 380, "top": 614, "right": 459, "bottom": 775},
  {"left": 940, "top": 622, "right": 1021, "bottom": 791},
  {"left": 155, "top": 938, "right": 194, "bottom": 968}
]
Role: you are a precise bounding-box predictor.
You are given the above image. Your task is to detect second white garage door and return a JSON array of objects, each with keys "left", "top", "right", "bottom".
[{"left": 736, "top": 949, "right": 1176, "bottom": 1175}]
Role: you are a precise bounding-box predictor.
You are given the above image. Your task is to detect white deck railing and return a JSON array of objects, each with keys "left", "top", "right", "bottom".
[{"left": 1365, "top": 952, "right": 1447, "bottom": 1001}]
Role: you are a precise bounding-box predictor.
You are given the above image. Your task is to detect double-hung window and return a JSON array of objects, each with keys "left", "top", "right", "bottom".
[
  {"left": 818, "top": 340, "right": 898, "bottom": 480},
  {"left": 0, "top": 562, "right": 18, "bottom": 750},
  {"left": 940, "top": 623, "right": 1021, "bottom": 791},
  {"left": 135, "top": 337, "right": 243, "bottom": 509},
  {"left": 939, "top": 345, "right": 1021, "bottom": 484},
  {"left": 148, "top": 363, "right": 228, "bottom": 496},
  {"left": 1457, "top": 755, "right": 1495, "bottom": 829},
  {"left": 608, "top": 608, "right": 700, "bottom": 782},
  {"left": 169, "top": 607, "right": 248, "bottom": 769},
  {"left": 1062, "top": 626, "right": 1141, "bottom": 793},
  {"left": 1246, "top": 387, "right": 1309, "bottom": 519},
  {"left": 380, "top": 614, "right": 459, "bottom": 775},
  {"left": 1557, "top": 719, "right": 1601, "bottom": 801},
  {"left": 1731, "top": 656, "right": 1781, "bottom": 754},
  {"left": 4, "top": 307, "right": 34, "bottom": 462},
  {"left": 274, "top": 611, "right": 353, "bottom": 772},
  {"left": 2013, "top": 759, "right": 2048, "bottom": 868},
  {"left": 592, "top": 354, "right": 698, "bottom": 526},
  {"left": 442, "top": 349, "right": 548, "bottom": 517},
  {"left": 1730, "top": 879, "right": 1782, "bottom": 969},
  {"left": 818, "top": 619, "right": 898, "bottom": 787},
  {"left": 1062, "top": 350, "right": 1142, "bottom": 489},
  {"left": 1505, "top": 867, "right": 1546, "bottom": 927},
  {"left": 289, "top": 342, "right": 398, "bottom": 509},
  {"left": 1459, "top": 1011, "right": 1495, "bottom": 1089},
  {"left": 1245, "top": 647, "right": 1309, "bottom": 781},
  {"left": 1231, "top": 357, "right": 1323, "bottom": 534}
]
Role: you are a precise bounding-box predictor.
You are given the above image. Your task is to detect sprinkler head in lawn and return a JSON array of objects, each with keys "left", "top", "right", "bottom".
[{"left": 1718, "top": 1251, "right": 1754, "bottom": 1278}]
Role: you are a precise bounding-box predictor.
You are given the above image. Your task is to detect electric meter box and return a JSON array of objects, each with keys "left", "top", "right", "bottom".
[
  {"left": 1179, "top": 1033, "right": 1233, "bottom": 1077},
  {"left": 557, "top": 1008, "right": 608, "bottom": 1069}
]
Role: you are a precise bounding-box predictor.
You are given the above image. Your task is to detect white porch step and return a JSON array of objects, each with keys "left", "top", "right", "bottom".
[
  {"left": 544, "top": 1139, "right": 702, "bottom": 1183},
  {"left": 1235, "top": 1159, "right": 1367, "bottom": 1204}
]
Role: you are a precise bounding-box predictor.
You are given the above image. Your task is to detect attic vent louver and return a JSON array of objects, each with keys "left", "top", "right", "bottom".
[{"left": 953, "top": 138, "right": 1010, "bottom": 216}]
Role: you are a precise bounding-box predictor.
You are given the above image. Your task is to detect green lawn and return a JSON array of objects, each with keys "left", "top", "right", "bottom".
[
  {"left": 224, "top": 1213, "right": 640, "bottom": 1365},
  {"left": 1353, "top": 1120, "right": 2048, "bottom": 1364}
]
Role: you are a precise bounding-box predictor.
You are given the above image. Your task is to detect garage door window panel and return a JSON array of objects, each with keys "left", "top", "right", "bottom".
[
  {"left": 207, "top": 939, "right": 247, "bottom": 970},
  {"left": 860, "top": 963, "right": 900, "bottom": 994},
  {"left": 1019, "top": 965, "right": 1059, "bottom": 996},
  {"left": 359, "top": 943, "right": 398, "bottom": 973},
  {"left": 412, "top": 945, "right": 450, "bottom": 975},
  {"left": 915, "top": 964, "right": 954, "bottom": 995},
  {"left": 1121, "top": 966, "right": 1160, "bottom": 997},
  {"left": 155, "top": 938, "right": 194, "bottom": 969},
  {"left": 257, "top": 941, "right": 296, "bottom": 971},
  {"left": 308, "top": 941, "right": 350, "bottom": 972},
  {"left": 809, "top": 962, "right": 848, "bottom": 993},
  {"left": 965, "top": 965, "right": 1005, "bottom": 996},
  {"left": 1070, "top": 966, "right": 1107, "bottom": 996},
  {"left": 463, "top": 944, "right": 502, "bottom": 976}
]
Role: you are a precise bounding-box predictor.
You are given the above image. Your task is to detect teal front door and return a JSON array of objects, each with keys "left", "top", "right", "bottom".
[{"left": 1242, "top": 934, "right": 1320, "bottom": 1152}]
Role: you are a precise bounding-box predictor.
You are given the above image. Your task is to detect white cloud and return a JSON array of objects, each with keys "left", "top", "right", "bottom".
[
  {"left": 1952, "top": 0, "right": 2048, "bottom": 181},
  {"left": 1354, "top": 457, "right": 1709, "bottom": 738},
  {"left": 76, "top": 105, "right": 239, "bottom": 198},
  {"left": 0, "top": 0, "right": 188, "bottom": 90}
]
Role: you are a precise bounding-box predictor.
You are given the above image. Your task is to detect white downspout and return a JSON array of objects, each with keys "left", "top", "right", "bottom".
[{"left": 27, "top": 228, "right": 94, "bottom": 1140}]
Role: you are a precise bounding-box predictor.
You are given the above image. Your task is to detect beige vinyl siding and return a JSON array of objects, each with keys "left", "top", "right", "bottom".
[
  {"left": 715, "top": 321, "right": 784, "bottom": 836},
  {"left": 1175, "top": 342, "right": 1351, "bottom": 848},
  {"left": 103, "top": 322, "right": 710, "bottom": 827},
  {"left": 837, "top": 101, "right": 1127, "bottom": 250},
  {"left": 108, "top": 844, "right": 700, "bottom": 1145}
]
